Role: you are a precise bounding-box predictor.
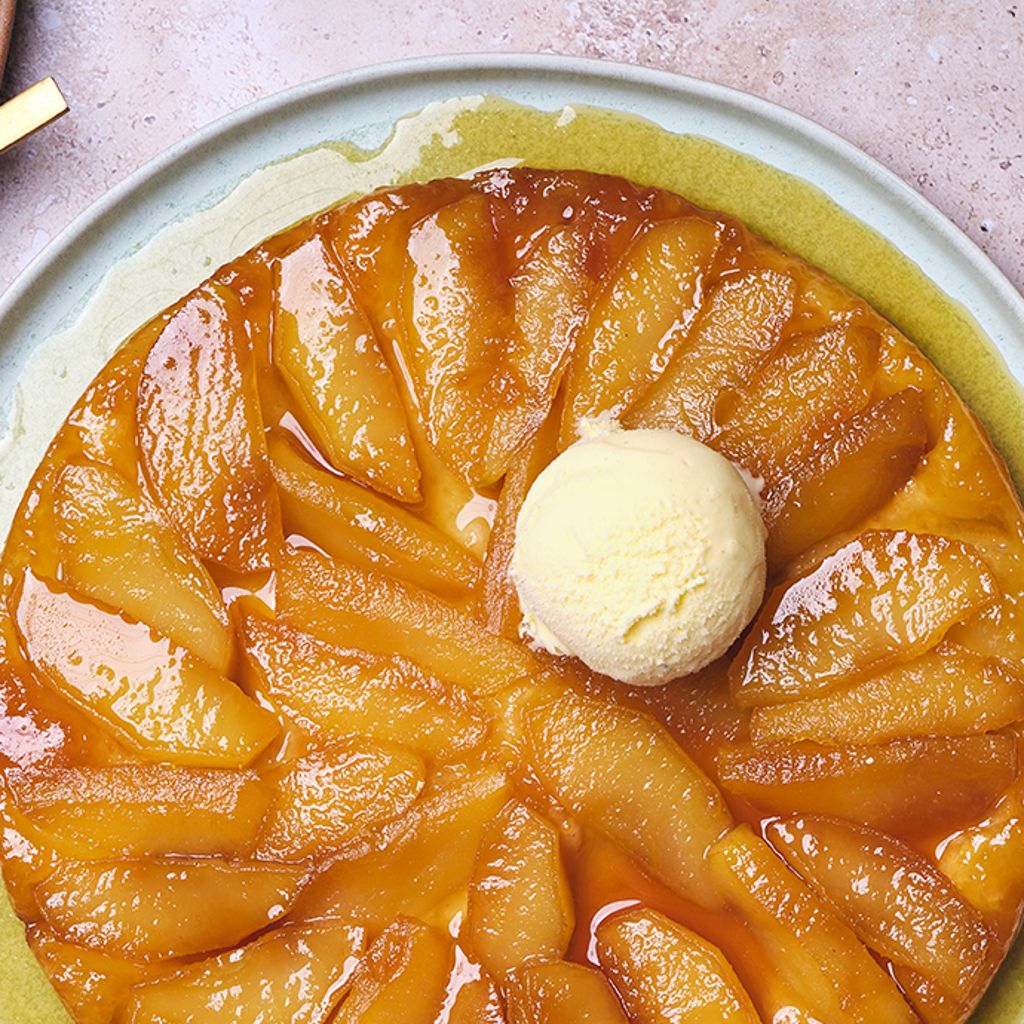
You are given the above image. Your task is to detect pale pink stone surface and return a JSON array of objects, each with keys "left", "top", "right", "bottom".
[{"left": 0, "top": 1, "right": 1021, "bottom": 298}]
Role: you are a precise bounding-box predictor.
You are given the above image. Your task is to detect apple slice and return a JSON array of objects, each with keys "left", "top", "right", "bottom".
[
  {"left": 627, "top": 266, "right": 795, "bottom": 438},
  {"left": 13, "top": 571, "right": 280, "bottom": 767},
  {"left": 450, "top": 974, "right": 506, "bottom": 1024},
  {"left": 714, "top": 323, "right": 879, "bottom": 482},
  {"left": 136, "top": 283, "right": 282, "bottom": 573},
  {"left": 334, "top": 917, "right": 452, "bottom": 1024},
  {"left": 766, "top": 815, "right": 998, "bottom": 1013},
  {"left": 269, "top": 433, "right": 479, "bottom": 597},
  {"left": 464, "top": 800, "right": 574, "bottom": 977},
  {"left": 273, "top": 232, "right": 420, "bottom": 501},
  {"left": 480, "top": 405, "right": 560, "bottom": 640},
  {"left": 276, "top": 546, "right": 540, "bottom": 695},
  {"left": 292, "top": 769, "right": 511, "bottom": 932},
  {"left": 708, "top": 825, "right": 917, "bottom": 1024},
  {"left": 239, "top": 612, "right": 489, "bottom": 761},
  {"left": 401, "top": 192, "right": 526, "bottom": 484},
  {"left": 718, "top": 735, "right": 1016, "bottom": 833},
  {"left": 256, "top": 740, "right": 425, "bottom": 862},
  {"left": 596, "top": 907, "right": 760, "bottom": 1024},
  {"left": 750, "top": 642, "right": 1024, "bottom": 745},
  {"left": 731, "top": 530, "right": 999, "bottom": 707},
  {"left": 504, "top": 961, "right": 628, "bottom": 1024},
  {"left": 119, "top": 918, "right": 365, "bottom": 1024},
  {"left": 525, "top": 692, "right": 731, "bottom": 907},
  {"left": 559, "top": 216, "right": 722, "bottom": 446},
  {"left": 28, "top": 927, "right": 169, "bottom": 1024},
  {"left": 763, "top": 388, "right": 930, "bottom": 568},
  {"left": 940, "top": 773, "right": 1024, "bottom": 927},
  {"left": 5, "top": 764, "right": 272, "bottom": 858},
  {"left": 54, "top": 461, "right": 233, "bottom": 674},
  {"left": 37, "top": 857, "right": 308, "bottom": 961}
]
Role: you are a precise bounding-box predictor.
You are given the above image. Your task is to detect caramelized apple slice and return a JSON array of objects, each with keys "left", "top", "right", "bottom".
[
  {"left": 37, "top": 857, "right": 307, "bottom": 961},
  {"left": 239, "top": 613, "right": 489, "bottom": 761},
  {"left": 402, "top": 192, "right": 525, "bottom": 484},
  {"left": 28, "top": 927, "right": 169, "bottom": 1024},
  {"left": 292, "top": 769, "right": 511, "bottom": 932},
  {"left": 714, "top": 323, "right": 879, "bottom": 482},
  {"left": 334, "top": 917, "right": 452, "bottom": 1024},
  {"left": 480, "top": 405, "right": 560, "bottom": 639},
  {"left": 764, "top": 388, "right": 930, "bottom": 568},
  {"left": 504, "top": 961, "right": 627, "bottom": 1024},
  {"left": 136, "top": 283, "right": 282, "bottom": 572},
  {"left": 273, "top": 233, "right": 419, "bottom": 500},
  {"left": 269, "top": 433, "right": 479, "bottom": 596},
  {"left": 596, "top": 907, "right": 759, "bottom": 1024},
  {"left": 464, "top": 800, "right": 574, "bottom": 977},
  {"left": 6, "top": 764, "right": 273, "bottom": 858},
  {"left": 767, "top": 815, "right": 998, "bottom": 1012},
  {"left": 120, "top": 918, "right": 365, "bottom": 1024},
  {"left": 718, "top": 735, "right": 1016, "bottom": 833},
  {"left": 559, "top": 216, "right": 722, "bottom": 445},
  {"left": 450, "top": 974, "right": 506, "bottom": 1024},
  {"left": 257, "top": 740, "right": 425, "bottom": 862},
  {"left": 708, "top": 825, "right": 917, "bottom": 1024},
  {"left": 940, "top": 773, "right": 1024, "bottom": 926},
  {"left": 525, "top": 693, "right": 731, "bottom": 907},
  {"left": 628, "top": 267, "right": 795, "bottom": 437},
  {"left": 277, "top": 546, "right": 540, "bottom": 694},
  {"left": 750, "top": 642, "right": 1024, "bottom": 745},
  {"left": 731, "top": 530, "right": 998, "bottom": 706},
  {"left": 54, "top": 461, "right": 232, "bottom": 673},
  {"left": 13, "top": 572, "right": 280, "bottom": 767}
]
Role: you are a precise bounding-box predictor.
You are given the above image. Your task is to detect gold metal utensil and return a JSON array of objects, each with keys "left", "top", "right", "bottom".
[{"left": 0, "top": 77, "right": 68, "bottom": 155}]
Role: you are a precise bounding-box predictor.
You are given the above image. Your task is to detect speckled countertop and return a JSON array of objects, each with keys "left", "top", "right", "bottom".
[{"left": 0, "top": 0, "right": 1021, "bottom": 299}]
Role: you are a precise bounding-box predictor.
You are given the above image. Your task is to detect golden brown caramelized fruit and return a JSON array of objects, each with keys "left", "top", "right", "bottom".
[{"left": 1, "top": 167, "right": 1022, "bottom": 1024}]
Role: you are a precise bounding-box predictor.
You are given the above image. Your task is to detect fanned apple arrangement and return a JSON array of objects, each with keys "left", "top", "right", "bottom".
[{"left": 1, "top": 168, "right": 1023, "bottom": 1024}]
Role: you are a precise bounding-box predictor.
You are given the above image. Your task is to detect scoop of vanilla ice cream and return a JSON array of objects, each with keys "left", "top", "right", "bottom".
[{"left": 510, "top": 422, "right": 766, "bottom": 686}]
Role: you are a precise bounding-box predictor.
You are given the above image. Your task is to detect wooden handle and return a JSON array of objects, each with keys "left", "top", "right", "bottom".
[{"left": 0, "top": 77, "right": 68, "bottom": 155}]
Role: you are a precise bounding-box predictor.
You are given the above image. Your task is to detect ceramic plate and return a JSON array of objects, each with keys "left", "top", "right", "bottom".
[{"left": 0, "top": 53, "right": 1021, "bottom": 1023}]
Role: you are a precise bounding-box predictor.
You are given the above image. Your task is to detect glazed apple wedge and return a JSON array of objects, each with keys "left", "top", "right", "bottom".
[
  {"left": 714, "top": 323, "right": 879, "bottom": 483},
  {"left": 28, "top": 927, "right": 169, "bottom": 1024},
  {"left": 463, "top": 800, "right": 574, "bottom": 977},
  {"left": 763, "top": 387, "right": 931, "bottom": 569},
  {"left": 334, "top": 918, "right": 452, "bottom": 1024},
  {"left": 5, "top": 764, "right": 273, "bottom": 858},
  {"left": 53, "top": 461, "right": 233, "bottom": 674},
  {"left": 255, "top": 741, "right": 425, "bottom": 862},
  {"left": 119, "top": 918, "right": 365, "bottom": 1024},
  {"left": 13, "top": 572, "right": 280, "bottom": 767},
  {"left": 525, "top": 692, "right": 732, "bottom": 907},
  {"left": 449, "top": 974, "right": 506, "bottom": 1024},
  {"left": 717, "top": 735, "right": 1017, "bottom": 834},
  {"left": 292, "top": 769, "right": 511, "bottom": 931},
  {"left": 269, "top": 433, "right": 479, "bottom": 598},
  {"left": 750, "top": 642, "right": 1024, "bottom": 745},
  {"left": 707, "top": 825, "right": 916, "bottom": 1024},
  {"left": 628, "top": 265, "right": 795, "bottom": 438},
  {"left": 136, "top": 283, "right": 282, "bottom": 573},
  {"left": 239, "top": 612, "right": 489, "bottom": 762},
  {"left": 731, "top": 531, "right": 999, "bottom": 706},
  {"left": 273, "top": 232, "right": 420, "bottom": 502},
  {"left": 505, "top": 961, "right": 627, "bottom": 1024},
  {"left": 595, "top": 907, "right": 760, "bottom": 1024},
  {"left": 276, "top": 546, "right": 540, "bottom": 695},
  {"left": 36, "top": 857, "right": 308, "bottom": 961},
  {"left": 767, "top": 815, "right": 998, "bottom": 1017},
  {"left": 559, "top": 216, "right": 723, "bottom": 444}
]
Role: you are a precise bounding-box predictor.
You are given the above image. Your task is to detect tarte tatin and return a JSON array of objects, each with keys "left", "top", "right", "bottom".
[{"left": 1, "top": 167, "right": 1023, "bottom": 1024}]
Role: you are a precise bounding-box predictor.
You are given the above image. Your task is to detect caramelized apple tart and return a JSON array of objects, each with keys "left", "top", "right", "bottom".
[{"left": 1, "top": 167, "right": 1023, "bottom": 1024}]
